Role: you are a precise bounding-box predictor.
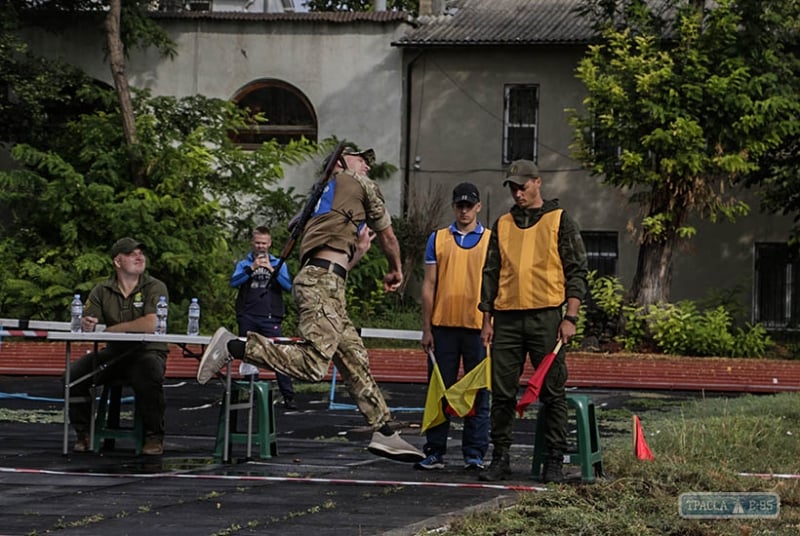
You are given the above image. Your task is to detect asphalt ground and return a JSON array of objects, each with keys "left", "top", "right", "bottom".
[{"left": 0, "top": 375, "right": 705, "bottom": 536}]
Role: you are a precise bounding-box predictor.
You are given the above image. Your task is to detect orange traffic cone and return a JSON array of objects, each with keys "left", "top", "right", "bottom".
[{"left": 633, "top": 415, "right": 655, "bottom": 461}]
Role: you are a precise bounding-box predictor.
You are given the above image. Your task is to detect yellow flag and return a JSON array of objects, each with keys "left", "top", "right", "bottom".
[
  {"left": 443, "top": 355, "right": 491, "bottom": 417},
  {"left": 421, "top": 359, "right": 448, "bottom": 432}
]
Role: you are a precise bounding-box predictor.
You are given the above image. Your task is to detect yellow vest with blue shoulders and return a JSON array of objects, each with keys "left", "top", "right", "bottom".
[
  {"left": 431, "top": 228, "right": 490, "bottom": 329},
  {"left": 495, "top": 209, "right": 565, "bottom": 310}
]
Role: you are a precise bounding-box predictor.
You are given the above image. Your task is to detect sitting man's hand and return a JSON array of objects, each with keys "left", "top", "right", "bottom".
[{"left": 81, "top": 316, "right": 99, "bottom": 332}]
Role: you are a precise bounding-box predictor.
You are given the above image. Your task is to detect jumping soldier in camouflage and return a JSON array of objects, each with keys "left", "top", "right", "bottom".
[{"left": 197, "top": 146, "right": 424, "bottom": 463}]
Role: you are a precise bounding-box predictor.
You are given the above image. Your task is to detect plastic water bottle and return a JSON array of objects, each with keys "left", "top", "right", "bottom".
[
  {"left": 70, "top": 294, "right": 83, "bottom": 333},
  {"left": 155, "top": 296, "right": 168, "bottom": 335},
  {"left": 187, "top": 298, "right": 200, "bottom": 336}
]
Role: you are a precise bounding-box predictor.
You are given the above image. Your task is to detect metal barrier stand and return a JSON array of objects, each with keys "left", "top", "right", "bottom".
[{"left": 328, "top": 328, "right": 425, "bottom": 412}]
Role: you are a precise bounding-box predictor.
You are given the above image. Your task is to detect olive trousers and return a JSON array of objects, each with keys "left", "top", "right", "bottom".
[{"left": 489, "top": 308, "right": 568, "bottom": 454}]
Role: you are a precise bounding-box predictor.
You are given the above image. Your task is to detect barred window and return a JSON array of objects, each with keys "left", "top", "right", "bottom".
[
  {"left": 503, "top": 85, "right": 538, "bottom": 164},
  {"left": 754, "top": 242, "right": 800, "bottom": 329},
  {"left": 581, "top": 231, "right": 618, "bottom": 278}
]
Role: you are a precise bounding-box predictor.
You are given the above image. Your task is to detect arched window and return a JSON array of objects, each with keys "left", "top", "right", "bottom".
[{"left": 230, "top": 79, "right": 317, "bottom": 149}]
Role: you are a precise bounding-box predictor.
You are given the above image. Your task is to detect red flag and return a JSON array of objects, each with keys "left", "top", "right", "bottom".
[
  {"left": 633, "top": 415, "right": 655, "bottom": 461},
  {"left": 515, "top": 340, "right": 563, "bottom": 417}
]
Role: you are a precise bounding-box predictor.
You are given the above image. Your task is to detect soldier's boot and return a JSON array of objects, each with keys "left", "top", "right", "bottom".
[
  {"left": 479, "top": 449, "right": 511, "bottom": 482},
  {"left": 540, "top": 451, "right": 565, "bottom": 483}
]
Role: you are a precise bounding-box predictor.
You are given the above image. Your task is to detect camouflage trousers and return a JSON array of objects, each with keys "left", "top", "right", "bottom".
[{"left": 245, "top": 264, "right": 391, "bottom": 428}]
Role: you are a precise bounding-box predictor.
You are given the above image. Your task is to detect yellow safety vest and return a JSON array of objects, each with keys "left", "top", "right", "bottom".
[
  {"left": 494, "top": 210, "right": 565, "bottom": 310},
  {"left": 431, "top": 228, "right": 490, "bottom": 329}
]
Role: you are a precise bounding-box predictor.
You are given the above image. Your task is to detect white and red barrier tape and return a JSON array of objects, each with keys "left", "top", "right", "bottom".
[
  {"left": 0, "top": 329, "right": 50, "bottom": 338},
  {"left": 0, "top": 465, "right": 546, "bottom": 491}
]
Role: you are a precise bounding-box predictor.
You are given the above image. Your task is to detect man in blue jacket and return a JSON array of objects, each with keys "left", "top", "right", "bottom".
[{"left": 230, "top": 226, "right": 296, "bottom": 408}]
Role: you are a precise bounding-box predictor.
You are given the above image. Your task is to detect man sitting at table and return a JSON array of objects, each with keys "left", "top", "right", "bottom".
[{"left": 67, "top": 237, "right": 169, "bottom": 456}]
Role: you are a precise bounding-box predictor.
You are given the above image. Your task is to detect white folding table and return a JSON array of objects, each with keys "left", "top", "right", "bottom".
[{"left": 48, "top": 331, "right": 211, "bottom": 456}]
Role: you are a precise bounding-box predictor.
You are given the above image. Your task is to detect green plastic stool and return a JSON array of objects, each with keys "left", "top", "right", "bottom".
[
  {"left": 215, "top": 379, "right": 278, "bottom": 460},
  {"left": 93, "top": 383, "right": 143, "bottom": 455},
  {"left": 531, "top": 393, "right": 603, "bottom": 483}
]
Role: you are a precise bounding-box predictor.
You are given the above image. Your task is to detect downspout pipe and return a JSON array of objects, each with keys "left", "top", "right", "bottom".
[{"left": 402, "top": 49, "right": 425, "bottom": 216}]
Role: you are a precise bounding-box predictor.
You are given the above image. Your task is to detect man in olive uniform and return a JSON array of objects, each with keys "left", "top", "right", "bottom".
[
  {"left": 197, "top": 146, "right": 424, "bottom": 464},
  {"left": 68, "top": 237, "right": 169, "bottom": 456},
  {"left": 478, "top": 160, "right": 588, "bottom": 483}
]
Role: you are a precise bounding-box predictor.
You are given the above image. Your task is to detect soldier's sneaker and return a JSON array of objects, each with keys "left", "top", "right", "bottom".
[
  {"left": 367, "top": 431, "right": 425, "bottom": 463},
  {"left": 142, "top": 437, "right": 164, "bottom": 456},
  {"left": 196, "top": 327, "right": 238, "bottom": 384},
  {"left": 414, "top": 453, "right": 445, "bottom": 470},
  {"left": 73, "top": 435, "right": 91, "bottom": 453},
  {"left": 463, "top": 456, "right": 485, "bottom": 471}
]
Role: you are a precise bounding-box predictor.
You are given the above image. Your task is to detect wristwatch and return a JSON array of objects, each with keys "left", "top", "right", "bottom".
[{"left": 563, "top": 315, "right": 578, "bottom": 325}]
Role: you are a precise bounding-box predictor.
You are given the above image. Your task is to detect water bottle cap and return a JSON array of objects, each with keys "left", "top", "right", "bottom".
[{"left": 191, "top": 298, "right": 198, "bottom": 303}]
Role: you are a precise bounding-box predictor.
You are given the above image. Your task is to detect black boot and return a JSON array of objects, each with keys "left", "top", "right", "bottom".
[
  {"left": 540, "top": 451, "right": 564, "bottom": 483},
  {"left": 479, "top": 449, "right": 511, "bottom": 482}
]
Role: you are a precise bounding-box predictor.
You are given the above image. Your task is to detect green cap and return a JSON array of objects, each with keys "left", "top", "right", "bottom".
[
  {"left": 110, "top": 237, "right": 145, "bottom": 258},
  {"left": 503, "top": 159, "right": 540, "bottom": 186}
]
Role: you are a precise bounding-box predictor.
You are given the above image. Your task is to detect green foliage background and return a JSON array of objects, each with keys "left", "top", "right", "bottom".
[
  {"left": 5, "top": 0, "right": 800, "bottom": 345},
  {"left": 578, "top": 272, "right": 774, "bottom": 358},
  {"left": 0, "top": 43, "right": 425, "bottom": 336},
  {"left": 569, "top": 0, "right": 800, "bottom": 305},
  {"left": 0, "top": 82, "right": 317, "bottom": 332}
]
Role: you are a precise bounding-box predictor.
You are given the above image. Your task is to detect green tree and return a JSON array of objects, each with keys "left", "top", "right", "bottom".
[
  {"left": 2, "top": 1, "right": 322, "bottom": 330},
  {"left": 569, "top": 0, "right": 800, "bottom": 307},
  {"left": 0, "top": 87, "right": 315, "bottom": 330},
  {"left": 0, "top": 9, "right": 107, "bottom": 149},
  {"left": 739, "top": 2, "right": 800, "bottom": 242},
  {"left": 11, "top": 0, "right": 178, "bottom": 183},
  {"left": 748, "top": 140, "right": 800, "bottom": 243}
]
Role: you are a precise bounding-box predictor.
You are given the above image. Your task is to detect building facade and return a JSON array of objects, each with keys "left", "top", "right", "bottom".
[
  {"left": 17, "top": 0, "right": 798, "bottom": 327},
  {"left": 22, "top": 10, "right": 412, "bottom": 210}
]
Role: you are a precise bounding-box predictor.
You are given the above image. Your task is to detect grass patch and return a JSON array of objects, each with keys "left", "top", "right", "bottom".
[
  {"left": 290, "top": 382, "right": 336, "bottom": 394},
  {"left": 620, "top": 392, "right": 692, "bottom": 412},
  {"left": 0, "top": 408, "right": 63, "bottom": 424},
  {"left": 430, "top": 392, "right": 800, "bottom": 535}
]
